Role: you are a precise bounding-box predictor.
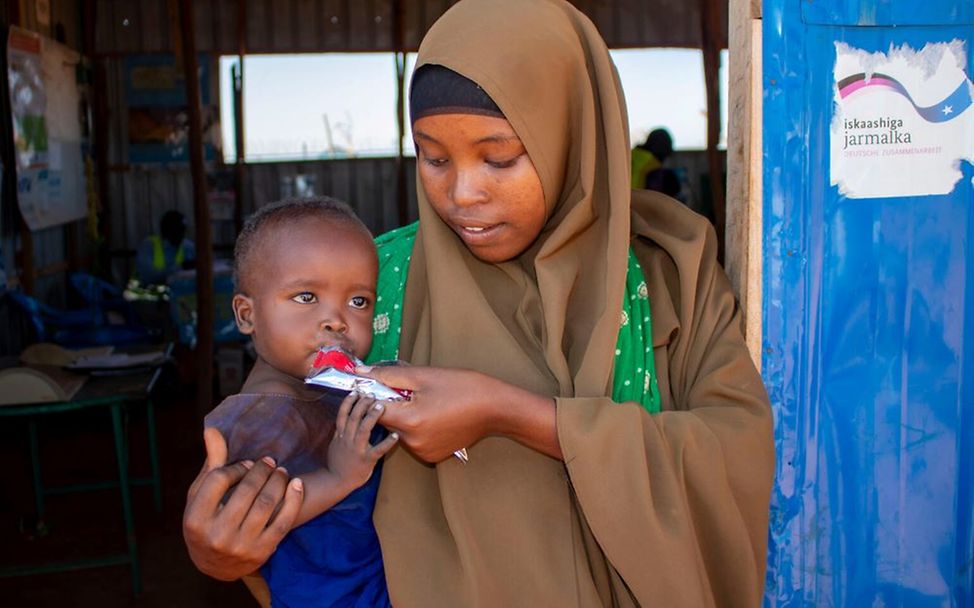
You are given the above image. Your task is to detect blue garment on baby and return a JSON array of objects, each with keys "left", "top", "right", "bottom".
[{"left": 260, "top": 432, "right": 390, "bottom": 608}]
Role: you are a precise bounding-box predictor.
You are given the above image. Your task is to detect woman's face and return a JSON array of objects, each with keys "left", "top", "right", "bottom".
[{"left": 413, "top": 114, "right": 546, "bottom": 263}]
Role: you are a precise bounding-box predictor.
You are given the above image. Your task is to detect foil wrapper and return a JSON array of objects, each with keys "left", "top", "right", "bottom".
[
  {"left": 306, "top": 346, "right": 468, "bottom": 463},
  {"left": 307, "top": 366, "right": 406, "bottom": 401}
]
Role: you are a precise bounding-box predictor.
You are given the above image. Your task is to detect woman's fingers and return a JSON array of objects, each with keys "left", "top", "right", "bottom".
[
  {"left": 203, "top": 426, "right": 229, "bottom": 470},
  {"left": 354, "top": 364, "right": 421, "bottom": 392},
  {"left": 182, "top": 459, "right": 254, "bottom": 570},
  {"left": 261, "top": 477, "right": 305, "bottom": 544},
  {"left": 375, "top": 399, "right": 411, "bottom": 432},
  {"left": 186, "top": 458, "right": 252, "bottom": 515},
  {"left": 238, "top": 459, "right": 292, "bottom": 537},
  {"left": 187, "top": 427, "right": 231, "bottom": 502},
  {"left": 219, "top": 457, "right": 277, "bottom": 525}
]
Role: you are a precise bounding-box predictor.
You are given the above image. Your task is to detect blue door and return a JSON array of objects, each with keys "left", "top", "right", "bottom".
[{"left": 762, "top": 1, "right": 974, "bottom": 605}]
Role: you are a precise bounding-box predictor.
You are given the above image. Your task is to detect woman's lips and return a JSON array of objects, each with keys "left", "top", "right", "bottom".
[{"left": 456, "top": 222, "right": 502, "bottom": 245}]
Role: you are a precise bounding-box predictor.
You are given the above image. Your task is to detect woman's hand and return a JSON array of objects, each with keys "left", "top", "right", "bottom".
[
  {"left": 355, "top": 365, "right": 562, "bottom": 462},
  {"left": 182, "top": 427, "right": 304, "bottom": 581}
]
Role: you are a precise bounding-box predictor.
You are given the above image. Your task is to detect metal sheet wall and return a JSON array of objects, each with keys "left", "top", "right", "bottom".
[
  {"left": 99, "top": 49, "right": 716, "bottom": 279},
  {"left": 103, "top": 151, "right": 714, "bottom": 284},
  {"left": 105, "top": 155, "right": 420, "bottom": 281},
  {"left": 93, "top": 0, "right": 718, "bottom": 55}
]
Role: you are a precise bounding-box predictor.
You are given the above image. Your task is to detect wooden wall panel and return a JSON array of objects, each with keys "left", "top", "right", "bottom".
[
  {"left": 725, "top": 0, "right": 762, "bottom": 364},
  {"left": 80, "top": 0, "right": 731, "bottom": 288}
]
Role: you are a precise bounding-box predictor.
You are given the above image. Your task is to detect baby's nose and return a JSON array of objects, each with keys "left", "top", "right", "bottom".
[{"left": 320, "top": 317, "right": 348, "bottom": 333}]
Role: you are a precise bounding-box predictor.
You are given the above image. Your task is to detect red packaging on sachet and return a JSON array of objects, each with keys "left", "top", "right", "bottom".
[{"left": 306, "top": 346, "right": 412, "bottom": 400}]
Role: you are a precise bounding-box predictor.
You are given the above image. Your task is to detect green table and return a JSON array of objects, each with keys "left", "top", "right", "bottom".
[{"left": 0, "top": 364, "right": 164, "bottom": 596}]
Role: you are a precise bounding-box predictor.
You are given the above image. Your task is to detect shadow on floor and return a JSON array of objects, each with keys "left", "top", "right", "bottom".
[{"left": 0, "top": 381, "right": 255, "bottom": 607}]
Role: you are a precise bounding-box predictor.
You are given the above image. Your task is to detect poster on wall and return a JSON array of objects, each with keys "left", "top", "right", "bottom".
[
  {"left": 123, "top": 54, "right": 219, "bottom": 164},
  {"left": 7, "top": 26, "right": 86, "bottom": 230},
  {"left": 830, "top": 40, "right": 974, "bottom": 199}
]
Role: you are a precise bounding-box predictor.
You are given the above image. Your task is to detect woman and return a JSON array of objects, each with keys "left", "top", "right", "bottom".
[{"left": 183, "top": 0, "right": 774, "bottom": 605}]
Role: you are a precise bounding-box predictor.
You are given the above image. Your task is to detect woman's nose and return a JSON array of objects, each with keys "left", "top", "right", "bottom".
[{"left": 451, "top": 167, "right": 488, "bottom": 208}]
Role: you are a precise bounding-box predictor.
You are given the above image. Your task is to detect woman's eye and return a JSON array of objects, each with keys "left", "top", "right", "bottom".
[
  {"left": 423, "top": 156, "right": 447, "bottom": 168},
  {"left": 291, "top": 292, "right": 316, "bottom": 304},
  {"left": 486, "top": 156, "right": 519, "bottom": 169},
  {"left": 349, "top": 296, "right": 370, "bottom": 309}
]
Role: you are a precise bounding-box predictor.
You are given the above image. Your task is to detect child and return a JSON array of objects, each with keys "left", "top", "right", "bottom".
[{"left": 205, "top": 196, "right": 399, "bottom": 608}]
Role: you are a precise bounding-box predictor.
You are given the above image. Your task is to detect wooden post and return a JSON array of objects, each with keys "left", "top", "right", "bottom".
[
  {"left": 233, "top": 0, "right": 246, "bottom": 233},
  {"left": 179, "top": 0, "right": 215, "bottom": 410},
  {"left": 699, "top": 0, "right": 726, "bottom": 264},
  {"left": 17, "top": 220, "right": 35, "bottom": 294},
  {"left": 84, "top": 0, "right": 111, "bottom": 276},
  {"left": 66, "top": 220, "right": 79, "bottom": 272},
  {"left": 726, "top": 0, "right": 763, "bottom": 366},
  {"left": 393, "top": 0, "right": 407, "bottom": 228}
]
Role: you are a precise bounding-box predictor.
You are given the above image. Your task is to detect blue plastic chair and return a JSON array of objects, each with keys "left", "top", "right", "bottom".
[
  {"left": 69, "top": 272, "right": 139, "bottom": 325},
  {"left": 5, "top": 291, "right": 152, "bottom": 348}
]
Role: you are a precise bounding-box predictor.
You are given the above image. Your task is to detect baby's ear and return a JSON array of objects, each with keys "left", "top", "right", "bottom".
[{"left": 232, "top": 293, "right": 256, "bottom": 334}]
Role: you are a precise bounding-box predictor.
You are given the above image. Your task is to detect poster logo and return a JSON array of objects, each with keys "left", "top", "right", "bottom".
[
  {"left": 830, "top": 41, "right": 974, "bottom": 199},
  {"left": 839, "top": 72, "right": 972, "bottom": 124}
]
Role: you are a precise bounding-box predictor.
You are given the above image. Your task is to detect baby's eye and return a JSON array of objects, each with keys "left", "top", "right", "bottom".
[
  {"left": 291, "top": 292, "right": 316, "bottom": 304},
  {"left": 348, "top": 296, "right": 370, "bottom": 310}
]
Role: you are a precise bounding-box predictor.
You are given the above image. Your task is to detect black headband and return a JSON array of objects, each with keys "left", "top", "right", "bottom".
[{"left": 409, "top": 64, "right": 504, "bottom": 124}]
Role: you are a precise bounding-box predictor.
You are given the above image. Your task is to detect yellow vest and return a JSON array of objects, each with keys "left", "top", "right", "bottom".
[
  {"left": 149, "top": 235, "right": 185, "bottom": 270},
  {"left": 630, "top": 147, "right": 662, "bottom": 189}
]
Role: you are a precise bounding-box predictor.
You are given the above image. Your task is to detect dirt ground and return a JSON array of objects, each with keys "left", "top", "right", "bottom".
[{"left": 0, "top": 376, "right": 256, "bottom": 607}]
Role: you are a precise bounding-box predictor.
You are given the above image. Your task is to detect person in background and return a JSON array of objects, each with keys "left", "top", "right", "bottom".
[
  {"left": 135, "top": 210, "right": 196, "bottom": 285},
  {"left": 631, "top": 127, "right": 683, "bottom": 199}
]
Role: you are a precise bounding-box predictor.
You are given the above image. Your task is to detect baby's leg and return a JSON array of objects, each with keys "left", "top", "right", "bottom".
[{"left": 242, "top": 572, "right": 271, "bottom": 608}]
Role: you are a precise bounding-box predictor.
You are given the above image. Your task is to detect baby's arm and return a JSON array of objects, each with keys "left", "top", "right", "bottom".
[{"left": 292, "top": 392, "right": 399, "bottom": 527}]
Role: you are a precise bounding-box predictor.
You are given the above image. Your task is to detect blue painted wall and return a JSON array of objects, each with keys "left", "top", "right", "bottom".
[{"left": 762, "top": 1, "right": 974, "bottom": 606}]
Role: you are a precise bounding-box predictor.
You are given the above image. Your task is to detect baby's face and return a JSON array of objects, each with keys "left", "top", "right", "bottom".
[{"left": 241, "top": 217, "right": 377, "bottom": 379}]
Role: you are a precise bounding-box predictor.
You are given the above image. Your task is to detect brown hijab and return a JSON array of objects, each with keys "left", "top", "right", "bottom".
[{"left": 399, "top": 0, "right": 632, "bottom": 399}]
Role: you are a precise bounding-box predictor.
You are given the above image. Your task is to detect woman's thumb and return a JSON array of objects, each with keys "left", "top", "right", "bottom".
[
  {"left": 356, "top": 364, "right": 409, "bottom": 390},
  {"left": 203, "top": 426, "right": 228, "bottom": 471}
]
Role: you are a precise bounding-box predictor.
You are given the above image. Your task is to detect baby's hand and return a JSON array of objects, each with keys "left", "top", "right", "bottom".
[{"left": 327, "top": 392, "right": 399, "bottom": 490}]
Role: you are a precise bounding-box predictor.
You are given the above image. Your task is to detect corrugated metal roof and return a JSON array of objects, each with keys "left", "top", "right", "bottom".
[{"left": 93, "top": 0, "right": 722, "bottom": 55}]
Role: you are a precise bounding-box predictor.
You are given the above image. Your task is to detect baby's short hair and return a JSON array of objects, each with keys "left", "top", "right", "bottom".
[{"left": 233, "top": 196, "right": 372, "bottom": 293}]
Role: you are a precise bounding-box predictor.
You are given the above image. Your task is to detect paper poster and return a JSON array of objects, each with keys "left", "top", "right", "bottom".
[
  {"left": 831, "top": 40, "right": 974, "bottom": 199},
  {"left": 123, "top": 54, "right": 219, "bottom": 163},
  {"left": 7, "top": 27, "right": 86, "bottom": 230}
]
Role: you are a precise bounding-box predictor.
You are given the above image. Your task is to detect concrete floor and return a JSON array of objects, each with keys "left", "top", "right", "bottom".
[{"left": 0, "top": 379, "right": 255, "bottom": 607}]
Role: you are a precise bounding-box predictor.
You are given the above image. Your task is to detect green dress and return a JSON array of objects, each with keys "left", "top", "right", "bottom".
[{"left": 366, "top": 222, "right": 661, "bottom": 413}]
